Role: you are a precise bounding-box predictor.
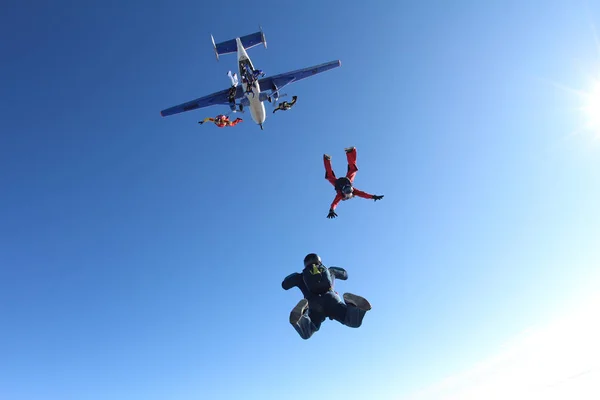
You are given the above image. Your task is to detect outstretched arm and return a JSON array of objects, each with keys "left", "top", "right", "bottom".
[
  {"left": 282, "top": 273, "right": 302, "bottom": 290},
  {"left": 329, "top": 267, "right": 348, "bottom": 280},
  {"left": 354, "top": 188, "right": 384, "bottom": 201},
  {"left": 330, "top": 193, "right": 344, "bottom": 210},
  {"left": 352, "top": 188, "right": 374, "bottom": 199},
  {"left": 327, "top": 193, "right": 344, "bottom": 218},
  {"left": 199, "top": 117, "right": 215, "bottom": 125}
]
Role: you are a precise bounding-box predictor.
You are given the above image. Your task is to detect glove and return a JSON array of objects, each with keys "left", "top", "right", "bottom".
[
  {"left": 372, "top": 195, "right": 384, "bottom": 201},
  {"left": 327, "top": 209, "right": 338, "bottom": 219}
]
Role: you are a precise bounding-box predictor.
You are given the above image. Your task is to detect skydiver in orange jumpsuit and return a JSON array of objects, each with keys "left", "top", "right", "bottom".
[{"left": 198, "top": 114, "right": 243, "bottom": 128}]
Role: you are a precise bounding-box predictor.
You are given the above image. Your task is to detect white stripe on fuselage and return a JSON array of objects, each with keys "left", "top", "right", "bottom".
[{"left": 236, "top": 38, "right": 266, "bottom": 127}]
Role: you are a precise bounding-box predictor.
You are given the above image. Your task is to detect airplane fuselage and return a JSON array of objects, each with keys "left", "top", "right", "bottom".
[{"left": 236, "top": 38, "right": 266, "bottom": 129}]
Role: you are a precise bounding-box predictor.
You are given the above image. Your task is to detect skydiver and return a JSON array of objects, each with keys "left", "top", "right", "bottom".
[
  {"left": 227, "top": 86, "right": 239, "bottom": 112},
  {"left": 242, "top": 64, "right": 255, "bottom": 84},
  {"left": 244, "top": 80, "right": 257, "bottom": 98},
  {"left": 253, "top": 69, "right": 265, "bottom": 79},
  {"left": 273, "top": 96, "right": 298, "bottom": 113},
  {"left": 323, "top": 147, "right": 384, "bottom": 219},
  {"left": 227, "top": 86, "right": 243, "bottom": 112},
  {"left": 226, "top": 72, "right": 243, "bottom": 112},
  {"left": 198, "top": 114, "right": 242, "bottom": 128},
  {"left": 282, "top": 253, "right": 372, "bottom": 340},
  {"left": 227, "top": 70, "right": 239, "bottom": 86}
]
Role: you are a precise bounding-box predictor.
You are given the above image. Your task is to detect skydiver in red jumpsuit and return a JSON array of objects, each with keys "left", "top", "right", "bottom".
[
  {"left": 323, "top": 147, "right": 384, "bottom": 219},
  {"left": 198, "top": 114, "right": 242, "bottom": 128}
]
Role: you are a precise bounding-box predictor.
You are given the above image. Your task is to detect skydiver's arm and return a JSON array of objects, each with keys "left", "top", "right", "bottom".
[
  {"left": 329, "top": 267, "right": 348, "bottom": 280},
  {"left": 330, "top": 193, "right": 344, "bottom": 210},
  {"left": 282, "top": 273, "right": 302, "bottom": 290},
  {"left": 352, "top": 188, "right": 375, "bottom": 199}
]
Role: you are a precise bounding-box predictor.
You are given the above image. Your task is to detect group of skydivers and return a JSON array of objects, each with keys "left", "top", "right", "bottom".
[
  {"left": 284, "top": 146, "right": 385, "bottom": 339},
  {"left": 198, "top": 67, "right": 298, "bottom": 128},
  {"left": 200, "top": 62, "right": 385, "bottom": 340}
]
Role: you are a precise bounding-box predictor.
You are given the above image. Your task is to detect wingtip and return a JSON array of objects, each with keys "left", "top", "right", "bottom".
[{"left": 211, "top": 33, "right": 219, "bottom": 61}]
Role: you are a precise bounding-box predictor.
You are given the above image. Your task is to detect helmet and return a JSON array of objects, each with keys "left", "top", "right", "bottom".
[
  {"left": 303, "top": 253, "right": 322, "bottom": 268},
  {"left": 341, "top": 184, "right": 354, "bottom": 196}
]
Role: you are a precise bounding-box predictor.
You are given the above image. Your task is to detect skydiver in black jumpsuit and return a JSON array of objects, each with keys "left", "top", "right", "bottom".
[
  {"left": 272, "top": 95, "right": 298, "bottom": 113},
  {"left": 282, "top": 253, "right": 372, "bottom": 340}
]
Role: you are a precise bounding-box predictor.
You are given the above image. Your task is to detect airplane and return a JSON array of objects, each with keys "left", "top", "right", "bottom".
[{"left": 160, "top": 28, "right": 341, "bottom": 130}]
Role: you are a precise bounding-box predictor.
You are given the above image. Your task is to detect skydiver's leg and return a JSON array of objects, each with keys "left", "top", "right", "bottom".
[
  {"left": 321, "top": 291, "right": 348, "bottom": 325},
  {"left": 227, "top": 71, "right": 237, "bottom": 86},
  {"left": 345, "top": 147, "right": 358, "bottom": 182},
  {"left": 229, "top": 118, "right": 242, "bottom": 126},
  {"left": 289, "top": 96, "right": 297, "bottom": 106},
  {"left": 272, "top": 107, "right": 280, "bottom": 114},
  {"left": 324, "top": 155, "right": 337, "bottom": 186},
  {"left": 228, "top": 87, "right": 237, "bottom": 107},
  {"left": 289, "top": 299, "right": 324, "bottom": 340},
  {"left": 342, "top": 292, "right": 371, "bottom": 328}
]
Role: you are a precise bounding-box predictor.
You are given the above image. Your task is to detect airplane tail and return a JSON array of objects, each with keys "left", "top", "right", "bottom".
[{"left": 211, "top": 28, "right": 267, "bottom": 61}]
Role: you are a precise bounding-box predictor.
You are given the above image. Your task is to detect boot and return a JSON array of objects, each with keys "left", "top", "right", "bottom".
[
  {"left": 343, "top": 293, "right": 371, "bottom": 328},
  {"left": 289, "top": 299, "right": 308, "bottom": 325},
  {"left": 289, "top": 299, "right": 318, "bottom": 339},
  {"left": 343, "top": 293, "right": 371, "bottom": 311}
]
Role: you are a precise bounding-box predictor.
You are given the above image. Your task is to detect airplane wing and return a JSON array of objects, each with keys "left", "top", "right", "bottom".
[
  {"left": 160, "top": 60, "right": 341, "bottom": 117},
  {"left": 160, "top": 86, "right": 244, "bottom": 117},
  {"left": 258, "top": 60, "right": 341, "bottom": 93}
]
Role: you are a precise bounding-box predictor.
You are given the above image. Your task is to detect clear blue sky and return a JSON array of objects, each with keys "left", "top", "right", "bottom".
[{"left": 1, "top": 1, "right": 600, "bottom": 399}]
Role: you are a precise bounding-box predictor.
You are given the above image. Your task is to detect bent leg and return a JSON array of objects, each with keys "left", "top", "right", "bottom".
[
  {"left": 345, "top": 147, "right": 358, "bottom": 182},
  {"left": 324, "top": 156, "right": 337, "bottom": 186},
  {"left": 228, "top": 118, "right": 243, "bottom": 127},
  {"left": 321, "top": 291, "right": 348, "bottom": 325},
  {"left": 320, "top": 291, "right": 370, "bottom": 329},
  {"left": 290, "top": 299, "right": 323, "bottom": 340},
  {"left": 292, "top": 313, "right": 320, "bottom": 339},
  {"left": 342, "top": 292, "right": 371, "bottom": 328}
]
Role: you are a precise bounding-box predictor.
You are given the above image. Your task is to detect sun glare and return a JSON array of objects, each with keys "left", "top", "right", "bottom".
[{"left": 580, "top": 79, "right": 600, "bottom": 134}]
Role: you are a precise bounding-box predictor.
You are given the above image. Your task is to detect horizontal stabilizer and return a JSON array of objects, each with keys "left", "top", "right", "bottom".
[{"left": 211, "top": 29, "right": 267, "bottom": 60}]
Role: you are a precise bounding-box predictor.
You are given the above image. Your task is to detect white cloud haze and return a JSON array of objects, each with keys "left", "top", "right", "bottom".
[{"left": 407, "top": 292, "right": 600, "bottom": 400}]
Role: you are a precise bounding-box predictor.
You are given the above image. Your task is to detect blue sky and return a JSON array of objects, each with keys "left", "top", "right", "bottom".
[{"left": 1, "top": 1, "right": 600, "bottom": 399}]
